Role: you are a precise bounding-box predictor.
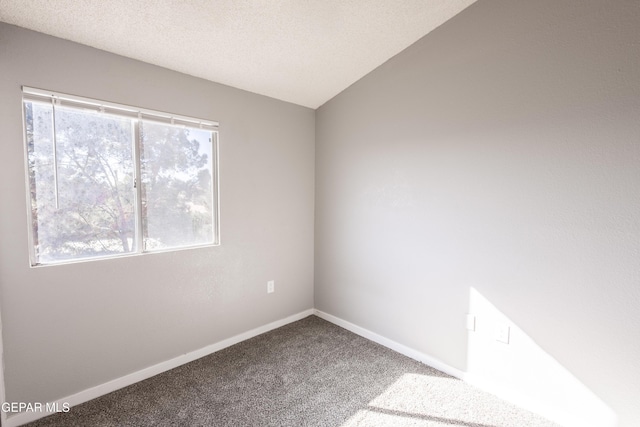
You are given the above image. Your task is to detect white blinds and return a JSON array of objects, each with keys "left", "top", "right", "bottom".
[{"left": 22, "top": 86, "right": 219, "bottom": 130}]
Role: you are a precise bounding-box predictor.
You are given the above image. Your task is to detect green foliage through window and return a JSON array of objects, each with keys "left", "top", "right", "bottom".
[{"left": 24, "top": 95, "right": 218, "bottom": 265}]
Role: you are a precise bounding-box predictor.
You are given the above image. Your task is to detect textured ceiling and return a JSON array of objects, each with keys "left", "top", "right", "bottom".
[{"left": 0, "top": 0, "right": 475, "bottom": 108}]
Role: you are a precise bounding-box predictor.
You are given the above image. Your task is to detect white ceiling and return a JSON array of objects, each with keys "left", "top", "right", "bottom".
[{"left": 0, "top": 0, "right": 475, "bottom": 109}]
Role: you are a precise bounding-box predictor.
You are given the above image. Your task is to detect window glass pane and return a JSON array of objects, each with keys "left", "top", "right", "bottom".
[
  {"left": 23, "top": 90, "right": 219, "bottom": 266},
  {"left": 139, "top": 122, "right": 214, "bottom": 250},
  {"left": 25, "top": 101, "right": 136, "bottom": 263}
]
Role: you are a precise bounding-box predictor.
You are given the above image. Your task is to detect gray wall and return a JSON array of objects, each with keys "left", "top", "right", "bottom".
[
  {"left": 315, "top": 1, "right": 640, "bottom": 426},
  {"left": 0, "top": 23, "right": 314, "bottom": 405},
  {"left": 2, "top": 0, "right": 640, "bottom": 424}
]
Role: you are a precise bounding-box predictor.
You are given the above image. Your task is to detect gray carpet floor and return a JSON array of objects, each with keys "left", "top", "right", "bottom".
[{"left": 26, "top": 316, "right": 560, "bottom": 427}]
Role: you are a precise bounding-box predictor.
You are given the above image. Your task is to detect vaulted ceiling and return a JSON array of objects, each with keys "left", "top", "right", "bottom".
[{"left": 0, "top": 0, "right": 476, "bottom": 108}]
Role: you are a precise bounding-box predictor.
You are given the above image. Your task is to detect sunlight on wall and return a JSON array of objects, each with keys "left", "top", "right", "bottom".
[{"left": 466, "top": 287, "right": 617, "bottom": 427}]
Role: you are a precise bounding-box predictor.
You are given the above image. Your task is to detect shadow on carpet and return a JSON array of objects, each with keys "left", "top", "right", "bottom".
[{"left": 25, "top": 316, "right": 560, "bottom": 427}]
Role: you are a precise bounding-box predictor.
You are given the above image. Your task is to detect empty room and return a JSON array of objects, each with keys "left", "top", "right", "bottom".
[{"left": 0, "top": 1, "right": 638, "bottom": 426}]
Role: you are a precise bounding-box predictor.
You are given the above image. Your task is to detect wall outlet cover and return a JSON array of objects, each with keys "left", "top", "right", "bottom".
[
  {"left": 495, "top": 323, "right": 510, "bottom": 344},
  {"left": 466, "top": 314, "right": 476, "bottom": 332}
]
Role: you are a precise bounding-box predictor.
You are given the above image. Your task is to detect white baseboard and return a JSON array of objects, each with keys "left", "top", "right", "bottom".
[
  {"left": 462, "top": 372, "right": 615, "bottom": 427},
  {"left": 314, "top": 310, "right": 465, "bottom": 379},
  {"left": 4, "top": 309, "right": 315, "bottom": 427},
  {"left": 4, "top": 308, "right": 613, "bottom": 427},
  {"left": 313, "top": 309, "right": 466, "bottom": 379},
  {"left": 462, "top": 372, "right": 575, "bottom": 427},
  {"left": 313, "top": 309, "right": 613, "bottom": 427}
]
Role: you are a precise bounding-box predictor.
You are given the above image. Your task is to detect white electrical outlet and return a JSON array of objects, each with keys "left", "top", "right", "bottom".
[
  {"left": 466, "top": 314, "right": 476, "bottom": 332},
  {"left": 495, "top": 322, "right": 510, "bottom": 344},
  {"left": 267, "top": 280, "right": 275, "bottom": 294}
]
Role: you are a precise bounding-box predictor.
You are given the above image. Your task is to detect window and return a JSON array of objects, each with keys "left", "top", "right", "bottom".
[{"left": 22, "top": 87, "right": 219, "bottom": 266}]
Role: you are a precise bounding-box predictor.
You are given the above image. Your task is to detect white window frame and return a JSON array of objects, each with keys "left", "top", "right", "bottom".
[{"left": 22, "top": 86, "right": 220, "bottom": 267}]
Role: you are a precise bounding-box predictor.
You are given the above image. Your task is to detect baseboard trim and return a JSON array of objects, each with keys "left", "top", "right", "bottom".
[
  {"left": 313, "top": 309, "right": 615, "bottom": 427},
  {"left": 4, "top": 308, "right": 315, "bottom": 427},
  {"left": 5, "top": 308, "right": 613, "bottom": 427},
  {"left": 313, "top": 309, "right": 466, "bottom": 379}
]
